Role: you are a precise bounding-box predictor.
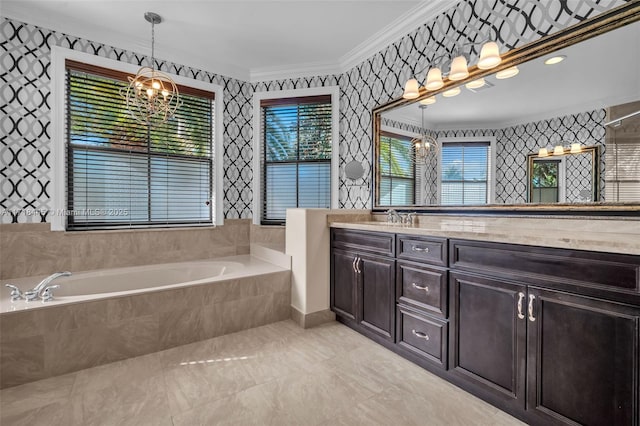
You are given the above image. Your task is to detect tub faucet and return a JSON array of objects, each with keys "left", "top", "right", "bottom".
[{"left": 25, "top": 272, "right": 71, "bottom": 301}]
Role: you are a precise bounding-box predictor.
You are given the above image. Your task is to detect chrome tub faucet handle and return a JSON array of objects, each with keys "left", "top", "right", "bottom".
[
  {"left": 41, "top": 285, "right": 60, "bottom": 302},
  {"left": 5, "top": 284, "right": 23, "bottom": 301}
]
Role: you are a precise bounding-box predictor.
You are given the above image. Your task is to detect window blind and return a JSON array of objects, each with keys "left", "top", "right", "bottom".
[
  {"left": 605, "top": 124, "right": 640, "bottom": 202},
  {"left": 379, "top": 132, "right": 415, "bottom": 205},
  {"left": 441, "top": 142, "right": 490, "bottom": 205},
  {"left": 261, "top": 95, "right": 332, "bottom": 225},
  {"left": 66, "top": 60, "right": 214, "bottom": 230}
]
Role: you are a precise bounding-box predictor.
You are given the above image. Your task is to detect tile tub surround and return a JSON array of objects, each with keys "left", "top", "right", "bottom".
[
  {"left": 0, "top": 219, "right": 252, "bottom": 280},
  {"left": 0, "top": 320, "right": 524, "bottom": 426},
  {"left": 0, "top": 267, "right": 291, "bottom": 388}
]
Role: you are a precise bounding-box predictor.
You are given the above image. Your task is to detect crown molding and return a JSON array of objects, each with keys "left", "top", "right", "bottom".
[
  {"left": 249, "top": 0, "right": 459, "bottom": 83},
  {"left": 338, "top": 0, "right": 459, "bottom": 72},
  {"left": 250, "top": 61, "right": 342, "bottom": 83}
]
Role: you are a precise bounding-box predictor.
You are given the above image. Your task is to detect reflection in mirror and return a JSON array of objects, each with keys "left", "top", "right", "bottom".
[{"left": 374, "top": 17, "right": 640, "bottom": 209}]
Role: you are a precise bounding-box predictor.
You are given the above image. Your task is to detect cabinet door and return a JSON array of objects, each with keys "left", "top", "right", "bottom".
[
  {"left": 331, "top": 248, "right": 357, "bottom": 320},
  {"left": 527, "top": 288, "right": 639, "bottom": 426},
  {"left": 449, "top": 272, "right": 527, "bottom": 412},
  {"left": 358, "top": 253, "right": 396, "bottom": 342}
]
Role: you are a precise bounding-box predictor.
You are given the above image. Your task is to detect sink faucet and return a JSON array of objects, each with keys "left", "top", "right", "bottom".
[
  {"left": 24, "top": 272, "right": 71, "bottom": 301},
  {"left": 386, "top": 209, "right": 402, "bottom": 224}
]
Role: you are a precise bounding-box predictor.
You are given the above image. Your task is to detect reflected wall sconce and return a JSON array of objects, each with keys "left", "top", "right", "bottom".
[{"left": 403, "top": 40, "right": 503, "bottom": 100}]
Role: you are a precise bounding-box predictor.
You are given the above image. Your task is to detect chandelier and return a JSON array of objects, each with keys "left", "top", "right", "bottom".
[
  {"left": 122, "top": 12, "right": 180, "bottom": 126},
  {"left": 403, "top": 41, "right": 512, "bottom": 101},
  {"left": 411, "top": 105, "right": 438, "bottom": 165}
]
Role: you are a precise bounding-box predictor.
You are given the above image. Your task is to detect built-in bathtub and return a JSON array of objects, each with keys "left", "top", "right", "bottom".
[{"left": 0, "top": 255, "right": 291, "bottom": 388}]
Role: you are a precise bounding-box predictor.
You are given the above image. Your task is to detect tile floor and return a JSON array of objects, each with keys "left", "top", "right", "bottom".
[{"left": 0, "top": 320, "right": 525, "bottom": 426}]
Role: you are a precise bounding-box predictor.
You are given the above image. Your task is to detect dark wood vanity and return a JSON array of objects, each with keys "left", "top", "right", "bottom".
[{"left": 330, "top": 227, "right": 640, "bottom": 426}]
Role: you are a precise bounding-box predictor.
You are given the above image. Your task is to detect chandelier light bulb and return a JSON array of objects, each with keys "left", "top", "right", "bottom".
[
  {"left": 448, "top": 55, "right": 469, "bottom": 81},
  {"left": 425, "top": 68, "right": 444, "bottom": 91},
  {"left": 477, "top": 41, "right": 502, "bottom": 69},
  {"left": 402, "top": 78, "right": 420, "bottom": 99}
]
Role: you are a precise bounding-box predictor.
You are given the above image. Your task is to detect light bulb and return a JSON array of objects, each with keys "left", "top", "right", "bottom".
[
  {"left": 553, "top": 145, "right": 565, "bottom": 156},
  {"left": 442, "top": 87, "right": 461, "bottom": 97},
  {"left": 161, "top": 89, "right": 169, "bottom": 98},
  {"left": 425, "top": 68, "right": 444, "bottom": 91},
  {"left": 465, "top": 78, "right": 485, "bottom": 90},
  {"left": 402, "top": 78, "right": 420, "bottom": 99},
  {"left": 538, "top": 147, "right": 549, "bottom": 157},
  {"left": 419, "top": 96, "right": 436, "bottom": 105},
  {"left": 449, "top": 55, "right": 469, "bottom": 81},
  {"left": 146, "top": 88, "right": 155, "bottom": 99},
  {"left": 570, "top": 143, "right": 582, "bottom": 153},
  {"left": 478, "top": 41, "right": 501, "bottom": 69},
  {"left": 544, "top": 55, "right": 566, "bottom": 65},
  {"left": 152, "top": 80, "right": 161, "bottom": 90},
  {"left": 496, "top": 66, "right": 519, "bottom": 79}
]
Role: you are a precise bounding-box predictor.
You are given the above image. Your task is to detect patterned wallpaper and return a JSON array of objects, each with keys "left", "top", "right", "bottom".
[{"left": 1, "top": 0, "right": 625, "bottom": 223}]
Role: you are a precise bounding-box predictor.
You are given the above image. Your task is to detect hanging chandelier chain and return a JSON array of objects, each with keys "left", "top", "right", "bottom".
[{"left": 150, "top": 18, "right": 155, "bottom": 69}]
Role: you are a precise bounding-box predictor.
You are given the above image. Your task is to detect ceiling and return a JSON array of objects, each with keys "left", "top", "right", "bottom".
[
  {"left": 384, "top": 20, "right": 640, "bottom": 131},
  {"left": 1, "top": 0, "right": 458, "bottom": 82}
]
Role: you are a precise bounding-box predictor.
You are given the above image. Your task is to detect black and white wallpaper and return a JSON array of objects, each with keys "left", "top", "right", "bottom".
[{"left": 1, "top": 0, "right": 626, "bottom": 223}]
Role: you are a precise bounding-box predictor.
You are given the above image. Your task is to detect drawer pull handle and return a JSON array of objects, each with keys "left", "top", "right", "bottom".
[
  {"left": 411, "top": 246, "right": 429, "bottom": 253},
  {"left": 517, "top": 292, "right": 525, "bottom": 320},
  {"left": 411, "top": 283, "right": 429, "bottom": 293},
  {"left": 412, "top": 329, "right": 429, "bottom": 340},
  {"left": 528, "top": 294, "right": 536, "bottom": 322}
]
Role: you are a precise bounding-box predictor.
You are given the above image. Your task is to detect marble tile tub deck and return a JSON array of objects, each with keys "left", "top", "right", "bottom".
[{"left": 0, "top": 320, "right": 524, "bottom": 426}]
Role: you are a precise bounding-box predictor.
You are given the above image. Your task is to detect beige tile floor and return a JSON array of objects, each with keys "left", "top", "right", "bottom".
[{"left": 0, "top": 320, "right": 525, "bottom": 426}]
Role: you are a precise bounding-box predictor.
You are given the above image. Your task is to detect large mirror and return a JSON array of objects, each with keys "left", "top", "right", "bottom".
[{"left": 373, "top": 4, "right": 640, "bottom": 214}]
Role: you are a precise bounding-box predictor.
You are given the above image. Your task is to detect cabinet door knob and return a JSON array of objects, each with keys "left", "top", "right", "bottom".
[
  {"left": 411, "top": 283, "right": 429, "bottom": 293},
  {"left": 412, "top": 329, "right": 430, "bottom": 340},
  {"left": 517, "top": 292, "right": 525, "bottom": 320},
  {"left": 528, "top": 294, "right": 536, "bottom": 322},
  {"left": 411, "top": 246, "right": 429, "bottom": 253}
]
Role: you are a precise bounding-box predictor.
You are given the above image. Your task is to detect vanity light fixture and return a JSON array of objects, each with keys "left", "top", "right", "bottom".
[
  {"left": 544, "top": 55, "right": 567, "bottom": 65},
  {"left": 465, "top": 78, "right": 486, "bottom": 90},
  {"left": 419, "top": 96, "right": 436, "bottom": 105},
  {"left": 570, "top": 143, "right": 582, "bottom": 153},
  {"left": 442, "top": 87, "right": 461, "bottom": 97},
  {"left": 553, "top": 145, "right": 565, "bottom": 156},
  {"left": 122, "top": 12, "right": 181, "bottom": 126},
  {"left": 538, "top": 143, "right": 584, "bottom": 157},
  {"left": 402, "top": 40, "right": 502, "bottom": 99},
  {"left": 538, "top": 147, "right": 550, "bottom": 157},
  {"left": 495, "top": 66, "right": 519, "bottom": 79}
]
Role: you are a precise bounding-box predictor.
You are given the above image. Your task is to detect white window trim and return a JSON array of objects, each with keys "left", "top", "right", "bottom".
[
  {"left": 436, "top": 136, "right": 497, "bottom": 205},
  {"left": 252, "top": 86, "right": 340, "bottom": 225},
  {"left": 50, "top": 46, "right": 224, "bottom": 231}
]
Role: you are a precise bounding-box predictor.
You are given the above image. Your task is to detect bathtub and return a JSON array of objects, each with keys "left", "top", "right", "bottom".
[
  {"left": 0, "top": 255, "right": 285, "bottom": 313},
  {"left": 0, "top": 254, "right": 292, "bottom": 388}
]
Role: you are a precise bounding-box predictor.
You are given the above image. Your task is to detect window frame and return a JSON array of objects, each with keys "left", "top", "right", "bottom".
[
  {"left": 252, "top": 87, "right": 339, "bottom": 225},
  {"left": 51, "top": 46, "right": 224, "bottom": 231},
  {"left": 437, "top": 136, "right": 497, "bottom": 205}
]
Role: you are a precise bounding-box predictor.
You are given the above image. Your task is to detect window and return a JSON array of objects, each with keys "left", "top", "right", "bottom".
[
  {"left": 260, "top": 95, "right": 332, "bottom": 225},
  {"left": 65, "top": 60, "right": 214, "bottom": 230},
  {"left": 440, "top": 140, "right": 492, "bottom": 205},
  {"left": 530, "top": 159, "right": 561, "bottom": 203},
  {"left": 379, "top": 131, "right": 415, "bottom": 205}
]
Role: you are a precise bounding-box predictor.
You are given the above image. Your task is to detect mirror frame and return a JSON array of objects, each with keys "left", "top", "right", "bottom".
[
  {"left": 526, "top": 146, "right": 599, "bottom": 203},
  {"left": 372, "top": 2, "right": 640, "bottom": 216}
]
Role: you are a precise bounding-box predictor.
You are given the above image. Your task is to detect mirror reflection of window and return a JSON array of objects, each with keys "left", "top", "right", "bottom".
[
  {"left": 379, "top": 131, "right": 415, "bottom": 205},
  {"left": 439, "top": 141, "right": 491, "bottom": 205},
  {"left": 530, "top": 159, "right": 566, "bottom": 203}
]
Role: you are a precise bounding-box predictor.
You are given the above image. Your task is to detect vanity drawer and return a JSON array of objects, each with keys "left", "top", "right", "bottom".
[
  {"left": 331, "top": 229, "right": 394, "bottom": 256},
  {"left": 397, "top": 305, "right": 448, "bottom": 369},
  {"left": 397, "top": 261, "right": 447, "bottom": 318},
  {"left": 397, "top": 235, "right": 447, "bottom": 266}
]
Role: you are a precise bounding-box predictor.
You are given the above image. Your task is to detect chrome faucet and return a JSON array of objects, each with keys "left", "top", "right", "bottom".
[
  {"left": 24, "top": 272, "right": 71, "bottom": 301},
  {"left": 386, "top": 209, "right": 402, "bottom": 224}
]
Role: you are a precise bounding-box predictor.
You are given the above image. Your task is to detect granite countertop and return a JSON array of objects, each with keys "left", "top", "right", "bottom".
[{"left": 329, "top": 216, "right": 640, "bottom": 255}]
